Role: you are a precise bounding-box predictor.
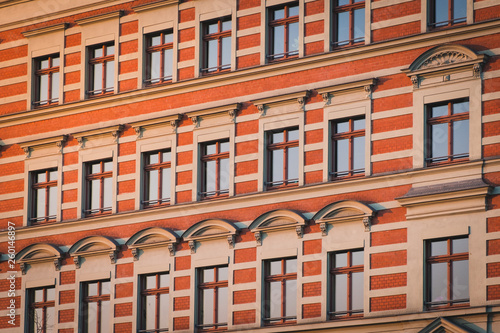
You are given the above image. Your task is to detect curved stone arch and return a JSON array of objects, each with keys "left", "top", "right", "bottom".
[
  {"left": 68, "top": 235, "right": 119, "bottom": 268},
  {"left": 249, "top": 209, "right": 307, "bottom": 246},
  {"left": 312, "top": 200, "right": 375, "bottom": 235},
  {"left": 126, "top": 227, "right": 179, "bottom": 259},
  {"left": 16, "top": 243, "right": 64, "bottom": 275},
  {"left": 182, "top": 219, "right": 239, "bottom": 253},
  {"left": 408, "top": 44, "right": 480, "bottom": 72}
]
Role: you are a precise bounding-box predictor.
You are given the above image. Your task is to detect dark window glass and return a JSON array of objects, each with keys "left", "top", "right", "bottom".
[
  {"left": 331, "top": 117, "right": 365, "bottom": 178},
  {"left": 332, "top": 0, "right": 365, "bottom": 48},
  {"left": 85, "top": 160, "right": 113, "bottom": 216},
  {"left": 426, "top": 99, "right": 469, "bottom": 165},
  {"left": 267, "top": 127, "right": 299, "bottom": 189},
  {"left": 34, "top": 54, "right": 59, "bottom": 107},
  {"left": 28, "top": 286, "right": 55, "bottom": 333},
  {"left": 146, "top": 31, "right": 174, "bottom": 85},
  {"left": 140, "top": 272, "right": 170, "bottom": 332},
  {"left": 430, "top": 0, "right": 467, "bottom": 28},
  {"left": 197, "top": 266, "right": 228, "bottom": 331},
  {"left": 143, "top": 150, "right": 171, "bottom": 208},
  {"left": 81, "top": 280, "right": 111, "bottom": 333},
  {"left": 88, "top": 43, "right": 114, "bottom": 96},
  {"left": 30, "top": 169, "right": 58, "bottom": 225},
  {"left": 426, "top": 237, "right": 469, "bottom": 309},
  {"left": 202, "top": 17, "right": 231, "bottom": 74},
  {"left": 200, "top": 140, "right": 230, "bottom": 199},
  {"left": 268, "top": 2, "right": 299, "bottom": 61},
  {"left": 264, "top": 258, "right": 297, "bottom": 325},
  {"left": 330, "top": 249, "right": 364, "bottom": 319}
]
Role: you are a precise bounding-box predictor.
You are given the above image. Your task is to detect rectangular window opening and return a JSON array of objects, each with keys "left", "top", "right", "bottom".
[
  {"left": 27, "top": 286, "right": 56, "bottom": 333},
  {"left": 145, "top": 30, "right": 174, "bottom": 85},
  {"left": 30, "top": 168, "right": 58, "bottom": 225},
  {"left": 81, "top": 280, "right": 111, "bottom": 333},
  {"left": 88, "top": 43, "right": 115, "bottom": 97},
  {"left": 268, "top": 2, "right": 300, "bottom": 61},
  {"left": 331, "top": 117, "right": 365, "bottom": 179},
  {"left": 200, "top": 139, "right": 230, "bottom": 200},
  {"left": 143, "top": 150, "right": 172, "bottom": 208},
  {"left": 202, "top": 17, "right": 232, "bottom": 75},
  {"left": 429, "top": 0, "right": 467, "bottom": 29},
  {"left": 140, "top": 272, "right": 170, "bottom": 332},
  {"left": 197, "top": 266, "right": 228, "bottom": 331},
  {"left": 84, "top": 159, "right": 113, "bottom": 217},
  {"left": 34, "top": 54, "right": 60, "bottom": 108},
  {"left": 332, "top": 0, "right": 365, "bottom": 48}
]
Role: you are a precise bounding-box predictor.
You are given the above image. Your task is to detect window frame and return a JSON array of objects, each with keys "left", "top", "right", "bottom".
[
  {"left": 81, "top": 280, "right": 111, "bottom": 333},
  {"left": 428, "top": 0, "right": 467, "bottom": 29},
  {"left": 84, "top": 159, "right": 113, "bottom": 217},
  {"left": 145, "top": 30, "right": 174, "bottom": 85},
  {"left": 263, "top": 257, "right": 297, "bottom": 326},
  {"left": 33, "top": 54, "right": 60, "bottom": 108},
  {"left": 142, "top": 150, "right": 172, "bottom": 209},
  {"left": 426, "top": 98, "right": 469, "bottom": 166},
  {"left": 197, "top": 266, "right": 229, "bottom": 331},
  {"left": 201, "top": 17, "right": 232, "bottom": 75},
  {"left": 200, "top": 140, "right": 230, "bottom": 200},
  {"left": 30, "top": 168, "right": 58, "bottom": 225},
  {"left": 425, "top": 236, "right": 469, "bottom": 310},
  {"left": 27, "top": 286, "right": 56, "bottom": 333},
  {"left": 329, "top": 249, "right": 364, "bottom": 319},
  {"left": 268, "top": 2, "right": 300, "bottom": 62},
  {"left": 330, "top": 116, "right": 365, "bottom": 179},
  {"left": 266, "top": 127, "right": 300, "bottom": 190},
  {"left": 331, "top": 0, "right": 365, "bottom": 48},
  {"left": 88, "top": 42, "right": 115, "bottom": 97},
  {"left": 139, "top": 272, "right": 170, "bottom": 333}
]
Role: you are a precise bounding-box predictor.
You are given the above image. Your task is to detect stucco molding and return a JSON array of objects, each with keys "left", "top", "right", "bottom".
[
  {"left": 16, "top": 243, "right": 63, "bottom": 275},
  {"left": 125, "top": 227, "right": 179, "bottom": 259},
  {"left": 68, "top": 235, "right": 119, "bottom": 268},
  {"left": 418, "top": 317, "right": 472, "bottom": 333},
  {"left": 252, "top": 90, "right": 310, "bottom": 116},
  {"left": 249, "top": 209, "right": 307, "bottom": 246},
  {"left": 130, "top": 114, "right": 181, "bottom": 139},
  {"left": 73, "top": 124, "right": 123, "bottom": 148},
  {"left": 182, "top": 219, "right": 239, "bottom": 253},
  {"left": 18, "top": 135, "right": 67, "bottom": 158},
  {"left": 132, "top": 0, "right": 179, "bottom": 12},
  {"left": 317, "top": 78, "right": 377, "bottom": 104},
  {"left": 313, "top": 200, "right": 375, "bottom": 235},
  {"left": 22, "top": 23, "right": 67, "bottom": 37},
  {"left": 185, "top": 103, "right": 241, "bottom": 127},
  {"left": 75, "top": 10, "right": 123, "bottom": 26}
]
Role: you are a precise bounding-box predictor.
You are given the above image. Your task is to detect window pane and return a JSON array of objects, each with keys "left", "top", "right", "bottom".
[
  {"left": 351, "top": 272, "right": 364, "bottom": 310},
  {"left": 273, "top": 8, "right": 285, "bottom": 20},
  {"left": 37, "top": 172, "right": 47, "bottom": 183},
  {"left": 222, "top": 19, "right": 231, "bottom": 31},
  {"left": 218, "top": 286, "right": 228, "bottom": 323},
  {"left": 338, "top": 0, "right": 349, "bottom": 6},
  {"left": 46, "top": 287, "right": 55, "bottom": 301},
  {"left": 203, "top": 268, "right": 214, "bottom": 283},
  {"left": 270, "top": 260, "right": 281, "bottom": 275},
  {"left": 289, "top": 5, "right": 299, "bottom": 17},
  {"left": 40, "top": 58, "right": 49, "bottom": 69},
  {"left": 36, "top": 188, "right": 46, "bottom": 217},
  {"left": 430, "top": 262, "right": 447, "bottom": 303},
  {"left": 285, "top": 279, "right": 297, "bottom": 317},
  {"left": 103, "top": 177, "right": 112, "bottom": 208},
  {"left": 218, "top": 266, "right": 228, "bottom": 281},
  {"left": 205, "top": 160, "right": 216, "bottom": 193},
  {"left": 151, "top": 34, "right": 161, "bottom": 46},
  {"left": 160, "top": 273, "right": 170, "bottom": 288},
  {"left": 148, "top": 169, "right": 159, "bottom": 201},
  {"left": 354, "top": 8, "right": 365, "bottom": 41},
  {"left": 453, "top": 100, "right": 469, "bottom": 114},
  {"left": 269, "top": 281, "right": 281, "bottom": 318},
  {"left": 431, "top": 104, "right": 448, "bottom": 117},
  {"left": 87, "top": 302, "right": 97, "bottom": 333},
  {"left": 272, "top": 149, "right": 284, "bottom": 182},
  {"left": 353, "top": 136, "right": 365, "bottom": 172},
  {"left": 220, "top": 158, "right": 229, "bottom": 191},
  {"left": 287, "top": 146, "right": 299, "bottom": 180},
  {"left": 221, "top": 36, "right": 231, "bottom": 68},
  {"left": 149, "top": 153, "right": 159, "bottom": 164},
  {"left": 452, "top": 260, "right": 469, "bottom": 300},
  {"left": 91, "top": 179, "right": 100, "bottom": 210},
  {"left": 48, "top": 186, "right": 57, "bottom": 216},
  {"left": 49, "top": 170, "right": 58, "bottom": 181},
  {"left": 104, "top": 161, "right": 112, "bottom": 172},
  {"left": 353, "top": 119, "right": 365, "bottom": 130},
  {"left": 51, "top": 72, "right": 59, "bottom": 100},
  {"left": 145, "top": 295, "right": 155, "bottom": 330},
  {"left": 288, "top": 129, "right": 299, "bottom": 141},
  {"left": 286, "top": 258, "right": 297, "bottom": 274},
  {"left": 335, "top": 252, "right": 347, "bottom": 268},
  {"left": 336, "top": 11, "right": 350, "bottom": 45},
  {"left": 334, "top": 274, "right": 347, "bottom": 312},
  {"left": 35, "top": 308, "right": 43, "bottom": 330},
  {"left": 162, "top": 151, "right": 171, "bottom": 162},
  {"left": 205, "top": 143, "right": 217, "bottom": 155},
  {"left": 272, "top": 131, "right": 284, "bottom": 143},
  {"left": 453, "top": 119, "right": 469, "bottom": 156},
  {"left": 94, "top": 47, "right": 103, "bottom": 58},
  {"left": 107, "top": 45, "right": 115, "bottom": 55},
  {"left": 430, "top": 240, "right": 447, "bottom": 256},
  {"left": 159, "top": 293, "right": 169, "bottom": 328},
  {"left": 431, "top": 123, "right": 448, "bottom": 159},
  {"left": 452, "top": 238, "right": 468, "bottom": 254},
  {"left": 35, "top": 289, "right": 44, "bottom": 302},
  {"left": 164, "top": 32, "right": 173, "bottom": 43},
  {"left": 52, "top": 56, "right": 60, "bottom": 67},
  {"left": 352, "top": 250, "right": 364, "bottom": 266},
  {"left": 93, "top": 63, "right": 103, "bottom": 92},
  {"left": 39, "top": 74, "right": 48, "bottom": 102},
  {"left": 105, "top": 61, "right": 114, "bottom": 89},
  {"left": 335, "top": 139, "right": 349, "bottom": 174},
  {"left": 146, "top": 275, "right": 156, "bottom": 289},
  {"left": 161, "top": 167, "right": 171, "bottom": 200},
  {"left": 453, "top": 0, "right": 467, "bottom": 20},
  {"left": 207, "top": 39, "right": 218, "bottom": 69},
  {"left": 434, "top": 0, "right": 449, "bottom": 24},
  {"left": 164, "top": 48, "right": 173, "bottom": 78},
  {"left": 150, "top": 51, "right": 160, "bottom": 80},
  {"left": 46, "top": 306, "right": 55, "bottom": 333},
  {"left": 288, "top": 22, "right": 299, "bottom": 53},
  {"left": 100, "top": 300, "right": 110, "bottom": 331},
  {"left": 336, "top": 121, "right": 349, "bottom": 133},
  {"left": 208, "top": 22, "right": 218, "bottom": 34},
  {"left": 88, "top": 283, "right": 98, "bottom": 296},
  {"left": 91, "top": 162, "right": 101, "bottom": 174},
  {"left": 202, "top": 289, "right": 214, "bottom": 324},
  {"left": 273, "top": 25, "right": 285, "bottom": 56}
]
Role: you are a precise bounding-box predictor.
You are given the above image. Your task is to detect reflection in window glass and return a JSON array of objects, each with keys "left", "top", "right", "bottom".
[
  {"left": 89, "top": 43, "right": 114, "bottom": 96},
  {"left": 333, "top": 0, "right": 365, "bottom": 47},
  {"left": 203, "top": 17, "right": 232, "bottom": 74},
  {"left": 34, "top": 54, "right": 60, "bottom": 107},
  {"left": 146, "top": 31, "right": 174, "bottom": 84},
  {"left": 140, "top": 272, "right": 170, "bottom": 332},
  {"left": 332, "top": 117, "right": 365, "bottom": 178},
  {"left": 264, "top": 258, "right": 297, "bottom": 325},
  {"left": 28, "top": 286, "right": 56, "bottom": 333},
  {"left": 85, "top": 160, "right": 113, "bottom": 216},
  {"left": 200, "top": 140, "right": 230, "bottom": 199},
  {"left": 267, "top": 127, "right": 299, "bottom": 189},
  {"left": 269, "top": 3, "right": 299, "bottom": 60},
  {"left": 198, "top": 266, "right": 228, "bottom": 330},
  {"left": 144, "top": 150, "right": 171, "bottom": 208},
  {"left": 82, "top": 280, "right": 111, "bottom": 333},
  {"left": 31, "top": 169, "right": 58, "bottom": 225}
]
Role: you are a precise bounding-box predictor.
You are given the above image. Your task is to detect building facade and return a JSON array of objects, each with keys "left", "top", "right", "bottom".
[{"left": 0, "top": 0, "right": 500, "bottom": 332}]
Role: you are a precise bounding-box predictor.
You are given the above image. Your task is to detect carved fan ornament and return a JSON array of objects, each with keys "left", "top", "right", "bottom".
[{"left": 419, "top": 50, "right": 471, "bottom": 70}]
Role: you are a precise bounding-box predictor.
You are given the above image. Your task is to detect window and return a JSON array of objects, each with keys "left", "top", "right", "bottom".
[
  {"left": 30, "top": 169, "right": 58, "bottom": 225},
  {"left": 34, "top": 54, "right": 59, "bottom": 107},
  {"left": 266, "top": 127, "right": 299, "bottom": 189},
  {"left": 145, "top": 31, "right": 173, "bottom": 85},
  {"left": 329, "top": 249, "right": 364, "bottom": 319},
  {"left": 143, "top": 150, "right": 171, "bottom": 208},
  {"left": 84, "top": 159, "right": 112, "bottom": 216},
  {"left": 332, "top": 0, "right": 364, "bottom": 48},
  {"left": 202, "top": 17, "right": 231, "bottom": 74},
  {"left": 331, "top": 117, "right": 365, "bottom": 178},
  {"left": 268, "top": 3, "right": 299, "bottom": 61},
  {"left": 81, "top": 280, "right": 111, "bottom": 333},
  {"left": 88, "top": 43, "right": 114, "bottom": 96},
  {"left": 27, "top": 286, "right": 55, "bottom": 333},
  {"left": 140, "top": 272, "right": 170, "bottom": 333},
  {"left": 197, "top": 266, "right": 228, "bottom": 331},
  {"left": 263, "top": 258, "right": 297, "bottom": 325},
  {"left": 426, "top": 99, "right": 469, "bottom": 166},
  {"left": 200, "top": 140, "right": 230, "bottom": 199},
  {"left": 426, "top": 237, "right": 469, "bottom": 309},
  {"left": 429, "top": 0, "right": 466, "bottom": 29}
]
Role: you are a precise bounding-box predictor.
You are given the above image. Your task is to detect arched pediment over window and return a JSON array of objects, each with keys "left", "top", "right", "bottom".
[
  {"left": 16, "top": 243, "right": 64, "bottom": 275},
  {"left": 249, "top": 209, "right": 307, "bottom": 246},
  {"left": 313, "top": 200, "right": 375, "bottom": 235},
  {"left": 68, "top": 236, "right": 119, "bottom": 268},
  {"left": 126, "top": 227, "right": 179, "bottom": 259},
  {"left": 182, "top": 219, "right": 239, "bottom": 253}
]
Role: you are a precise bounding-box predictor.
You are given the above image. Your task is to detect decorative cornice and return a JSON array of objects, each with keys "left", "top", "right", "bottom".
[
  {"left": 18, "top": 135, "right": 67, "bottom": 158},
  {"left": 0, "top": 0, "right": 33, "bottom": 9},
  {"left": 73, "top": 125, "right": 123, "bottom": 148},
  {"left": 75, "top": 10, "right": 122, "bottom": 26},
  {"left": 317, "top": 78, "right": 377, "bottom": 104},
  {"left": 22, "top": 23, "right": 67, "bottom": 37},
  {"left": 252, "top": 91, "right": 310, "bottom": 115},
  {"left": 185, "top": 103, "right": 241, "bottom": 125},
  {"left": 132, "top": 0, "right": 179, "bottom": 12}
]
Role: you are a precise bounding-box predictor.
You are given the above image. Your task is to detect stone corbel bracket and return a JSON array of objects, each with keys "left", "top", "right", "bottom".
[
  {"left": 185, "top": 103, "right": 242, "bottom": 128},
  {"left": 252, "top": 90, "right": 311, "bottom": 117},
  {"left": 19, "top": 135, "right": 68, "bottom": 158},
  {"left": 316, "top": 78, "right": 377, "bottom": 105},
  {"left": 73, "top": 125, "right": 124, "bottom": 149},
  {"left": 130, "top": 114, "right": 182, "bottom": 139}
]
